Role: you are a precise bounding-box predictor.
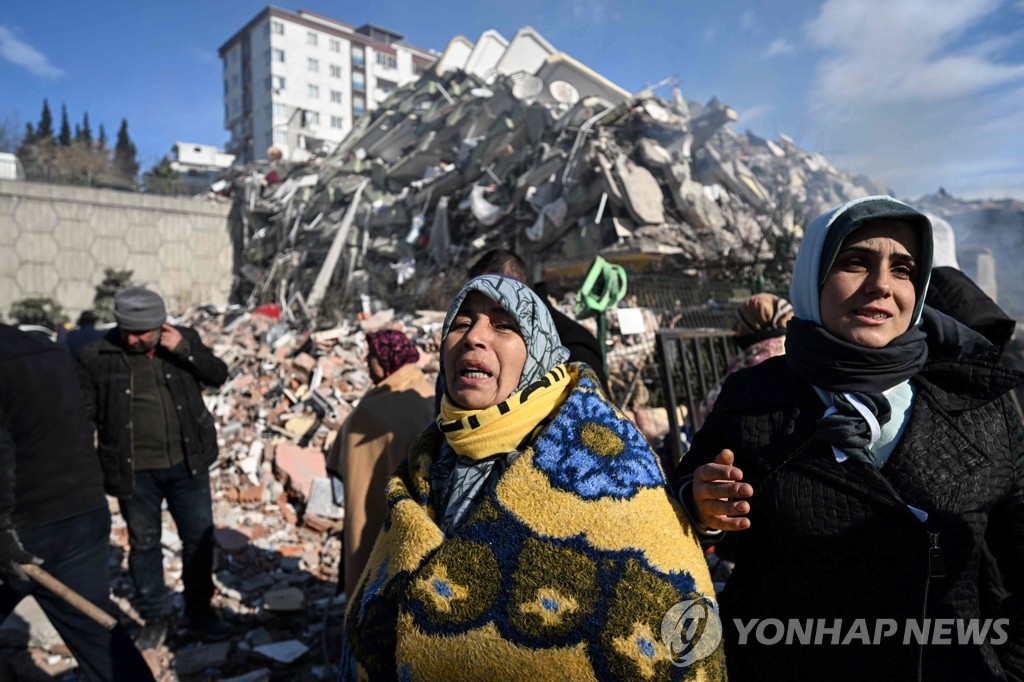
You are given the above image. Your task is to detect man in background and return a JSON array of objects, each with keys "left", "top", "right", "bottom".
[
  {"left": 77, "top": 287, "right": 230, "bottom": 648},
  {"left": 1, "top": 323, "right": 153, "bottom": 680}
]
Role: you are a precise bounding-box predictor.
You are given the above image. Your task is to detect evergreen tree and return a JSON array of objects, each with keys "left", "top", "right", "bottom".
[
  {"left": 97, "top": 123, "right": 107, "bottom": 151},
  {"left": 58, "top": 104, "right": 72, "bottom": 146},
  {"left": 22, "top": 122, "right": 35, "bottom": 146},
  {"left": 93, "top": 269, "right": 134, "bottom": 323},
  {"left": 113, "top": 119, "right": 139, "bottom": 178},
  {"left": 74, "top": 123, "right": 81, "bottom": 140},
  {"left": 79, "top": 112, "right": 93, "bottom": 145},
  {"left": 36, "top": 99, "right": 54, "bottom": 139}
]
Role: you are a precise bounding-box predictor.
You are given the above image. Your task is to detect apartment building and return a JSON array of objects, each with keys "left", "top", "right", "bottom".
[{"left": 219, "top": 7, "right": 436, "bottom": 163}]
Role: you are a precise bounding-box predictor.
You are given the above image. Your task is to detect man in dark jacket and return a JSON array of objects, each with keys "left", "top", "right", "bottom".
[
  {"left": 77, "top": 287, "right": 230, "bottom": 649},
  {"left": 0, "top": 324, "right": 153, "bottom": 681}
]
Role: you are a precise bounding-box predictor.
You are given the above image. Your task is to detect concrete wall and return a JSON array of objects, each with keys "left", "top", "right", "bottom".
[{"left": 0, "top": 180, "right": 232, "bottom": 319}]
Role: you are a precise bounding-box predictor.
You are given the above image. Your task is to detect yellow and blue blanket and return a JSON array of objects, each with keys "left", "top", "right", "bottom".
[{"left": 341, "top": 365, "right": 724, "bottom": 681}]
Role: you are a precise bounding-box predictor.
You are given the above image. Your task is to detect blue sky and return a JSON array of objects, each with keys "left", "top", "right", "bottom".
[{"left": 2, "top": 0, "right": 1023, "bottom": 200}]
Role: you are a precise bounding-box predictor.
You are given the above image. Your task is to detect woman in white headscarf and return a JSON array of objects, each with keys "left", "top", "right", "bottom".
[
  {"left": 672, "top": 196, "right": 1024, "bottom": 681},
  {"left": 342, "top": 275, "right": 724, "bottom": 681}
]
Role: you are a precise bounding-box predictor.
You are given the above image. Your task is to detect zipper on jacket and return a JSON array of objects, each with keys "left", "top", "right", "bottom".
[
  {"left": 918, "top": 531, "right": 944, "bottom": 682},
  {"left": 127, "top": 355, "right": 136, "bottom": 480}
]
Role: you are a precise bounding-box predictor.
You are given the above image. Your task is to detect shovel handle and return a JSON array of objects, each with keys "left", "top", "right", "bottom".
[{"left": 20, "top": 563, "right": 118, "bottom": 630}]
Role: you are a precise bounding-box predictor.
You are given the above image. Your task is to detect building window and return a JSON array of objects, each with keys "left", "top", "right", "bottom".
[
  {"left": 274, "top": 76, "right": 286, "bottom": 90},
  {"left": 304, "top": 111, "right": 320, "bottom": 127},
  {"left": 308, "top": 58, "right": 319, "bottom": 73},
  {"left": 375, "top": 52, "right": 397, "bottom": 69},
  {"left": 330, "top": 90, "right": 342, "bottom": 104},
  {"left": 331, "top": 116, "right": 344, "bottom": 129},
  {"left": 352, "top": 71, "right": 365, "bottom": 90},
  {"left": 353, "top": 94, "right": 366, "bottom": 115},
  {"left": 308, "top": 84, "right": 320, "bottom": 98},
  {"left": 273, "top": 103, "right": 288, "bottom": 118},
  {"left": 307, "top": 31, "right": 318, "bottom": 46},
  {"left": 330, "top": 64, "right": 341, "bottom": 78},
  {"left": 352, "top": 45, "right": 365, "bottom": 66},
  {"left": 274, "top": 129, "right": 288, "bottom": 144},
  {"left": 414, "top": 63, "right": 428, "bottom": 76},
  {"left": 273, "top": 49, "right": 285, "bottom": 62},
  {"left": 263, "top": 49, "right": 271, "bottom": 65},
  {"left": 329, "top": 38, "right": 341, "bottom": 52},
  {"left": 272, "top": 20, "right": 284, "bottom": 35},
  {"left": 377, "top": 78, "right": 396, "bottom": 95}
]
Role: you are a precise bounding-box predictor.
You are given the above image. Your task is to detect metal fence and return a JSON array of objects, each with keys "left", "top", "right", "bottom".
[
  {"left": 655, "top": 328, "right": 738, "bottom": 466},
  {"left": 624, "top": 274, "right": 751, "bottom": 330}
]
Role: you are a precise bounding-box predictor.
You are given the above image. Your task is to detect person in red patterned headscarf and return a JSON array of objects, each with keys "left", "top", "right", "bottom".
[
  {"left": 365, "top": 330, "right": 421, "bottom": 382},
  {"left": 326, "top": 329, "right": 435, "bottom": 598}
]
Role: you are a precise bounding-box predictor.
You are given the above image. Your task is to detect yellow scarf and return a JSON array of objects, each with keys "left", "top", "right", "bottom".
[{"left": 437, "top": 364, "right": 573, "bottom": 460}]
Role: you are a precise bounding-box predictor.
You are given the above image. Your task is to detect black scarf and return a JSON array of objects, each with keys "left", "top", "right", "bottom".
[
  {"left": 785, "top": 315, "right": 929, "bottom": 466},
  {"left": 785, "top": 317, "right": 929, "bottom": 394}
]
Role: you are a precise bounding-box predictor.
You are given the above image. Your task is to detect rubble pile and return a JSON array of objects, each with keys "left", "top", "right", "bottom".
[
  {"left": 99, "top": 305, "right": 444, "bottom": 680},
  {"left": 225, "top": 38, "right": 889, "bottom": 314}
]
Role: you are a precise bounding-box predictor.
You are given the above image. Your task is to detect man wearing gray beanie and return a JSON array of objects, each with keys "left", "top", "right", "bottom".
[{"left": 77, "top": 287, "right": 231, "bottom": 649}]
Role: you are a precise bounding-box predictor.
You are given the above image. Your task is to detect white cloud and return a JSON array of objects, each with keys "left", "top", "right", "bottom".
[
  {"left": 0, "top": 25, "right": 62, "bottom": 79},
  {"left": 799, "top": 0, "right": 1024, "bottom": 199},
  {"left": 765, "top": 38, "right": 796, "bottom": 58},
  {"left": 804, "top": 0, "right": 1024, "bottom": 109}
]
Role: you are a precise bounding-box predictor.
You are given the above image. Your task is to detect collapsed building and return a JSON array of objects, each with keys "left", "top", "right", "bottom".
[{"left": 224, "top": 26, "right": 889, "bottom": 318}]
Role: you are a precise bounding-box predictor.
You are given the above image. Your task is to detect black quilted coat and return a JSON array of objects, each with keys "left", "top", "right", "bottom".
[{"left": 673, "top": 353, "right": 1024, "bottom": 681}]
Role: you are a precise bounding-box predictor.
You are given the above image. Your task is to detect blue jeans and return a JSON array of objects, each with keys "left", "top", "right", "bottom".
[
  {"left": 0, "top": 506, "right": 153, "bottom": 681},
  {"left": 119, "top": 461, "right": 214, "bottom": 620}
]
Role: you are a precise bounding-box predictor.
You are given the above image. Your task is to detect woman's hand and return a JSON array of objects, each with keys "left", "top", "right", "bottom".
[{"left": 692, "top": 449, "right": 753, "bottom": 531}]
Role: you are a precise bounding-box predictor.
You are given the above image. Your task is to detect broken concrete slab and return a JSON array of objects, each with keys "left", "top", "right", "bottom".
[
  {"left": 253, "top": 639, "right": 309, "bottom": 664},
  {"left": 174, "top": 640, "right": 233, "bottom": 675},
  {"left": 273, "top": 442, "right": 328, "bottom": 499},
  {"left": 263, "top": 587, "right": 306, "bottom": 613}
]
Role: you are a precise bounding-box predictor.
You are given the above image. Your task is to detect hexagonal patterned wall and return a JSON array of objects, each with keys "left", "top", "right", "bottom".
[{"left": 0, "top": 180, "right": 232, "bottom": 318}]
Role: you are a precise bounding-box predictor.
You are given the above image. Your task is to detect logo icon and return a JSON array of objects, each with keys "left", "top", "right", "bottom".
[{"left": 661, "top": 598, "right": 723, "bottom": 667}]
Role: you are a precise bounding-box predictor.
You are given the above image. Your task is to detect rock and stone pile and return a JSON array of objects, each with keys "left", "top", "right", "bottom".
[{"left": 223, "top": 57, "right": 891, "bottom": 315}]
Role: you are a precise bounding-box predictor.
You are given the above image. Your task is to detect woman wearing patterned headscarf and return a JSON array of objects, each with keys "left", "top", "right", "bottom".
[
  {"left": 672, "top": 196, "right": 1024, "bottom": 681},
  {"left": 326, "top": 329, "right": 434, "bottom": 600},
  {"left": 341, "top": 275, "right": 724, "bottom": 681}
]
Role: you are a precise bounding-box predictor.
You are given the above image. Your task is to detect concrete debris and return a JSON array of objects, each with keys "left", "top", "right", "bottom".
[
  {"left": 174, "top": 641, "right": 233, "bottom": 676},
  {"left": 263, "top": 587, "right": 306, "bottom": 613},
  {"left": 253, "top": 640, "right": 309, "bottom": 664},
  {"left": 221, "top": 25, "right": 888, "bottom": 314}
]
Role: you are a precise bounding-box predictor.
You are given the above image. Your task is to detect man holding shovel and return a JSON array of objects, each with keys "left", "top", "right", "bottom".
[{"left": 0, "top": 323, "right": 152, "bottom": 681}]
